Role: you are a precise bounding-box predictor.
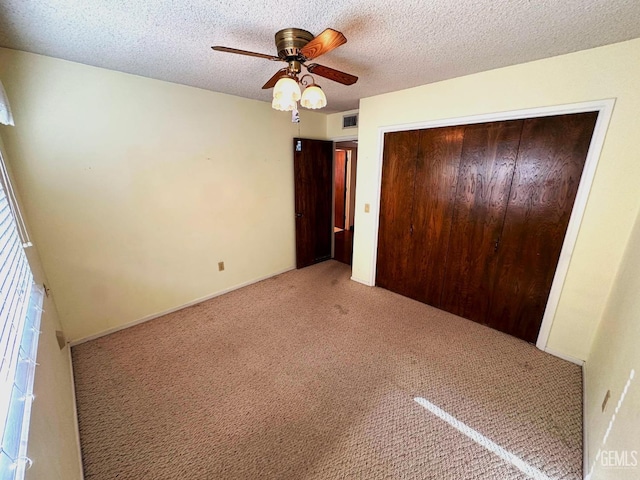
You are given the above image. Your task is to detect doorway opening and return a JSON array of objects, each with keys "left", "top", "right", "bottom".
[{"left": 333, "top": 141, "right": 358, "bottom": 265}]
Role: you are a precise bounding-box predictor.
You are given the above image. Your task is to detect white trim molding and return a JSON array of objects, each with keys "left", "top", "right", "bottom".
[
  {"left": 543, "top": 347, "right": 585, "bottom": 366},
  {"left": 67, "top": 345, "right": 85, "bottom": 480},
  {"left": 368, "top": 99, "right": 616, "bottom": 359},
  {"left": 582, "top": 362, "right": 589, "bottom": 477},
  {"left": 350, "top": 275, "right": 372, "bottom": 286}
]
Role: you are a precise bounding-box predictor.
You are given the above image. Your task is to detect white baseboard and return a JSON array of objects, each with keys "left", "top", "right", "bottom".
[
  {"left": 67, "top": 345, "right": 85, "bottom": 480},
  {"left": 583, "top": 361, "right": 589, "bottom": 479},
  {"left": 350, "top": 275, "right": 373, "bottom": 286},
  {"left": 543, "top": 347, "right": 585, "bottom": 366},
  {"left": 69, "top": 266, "right": 295, "bottom": 346}
]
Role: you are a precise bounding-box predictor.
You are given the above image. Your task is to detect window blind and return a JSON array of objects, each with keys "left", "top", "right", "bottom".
[
  {"left": 0, "top": 169, "right": 42, "bottom": 480},
  {"left": 0, "top": 81, "right": 14, "bottom": 127}
]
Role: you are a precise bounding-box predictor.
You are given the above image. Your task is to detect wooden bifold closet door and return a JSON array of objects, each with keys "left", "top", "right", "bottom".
[{"left": 376, "top": 112, "right": 598, "bottom": 343}]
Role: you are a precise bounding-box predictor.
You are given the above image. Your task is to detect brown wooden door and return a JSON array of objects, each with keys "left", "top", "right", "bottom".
[
  {"left": 376, "top": 126, "right": 466, "bottom": 304},
  {"left": 334, "top": 150, "right": 347, "bottom": 229},
  {"left": 487, "top": 112, "right": 598, "bottom": 342},
  {"left": 439, "top": 120, "right": 524, "bottom": 323},
  {"left": 376, "top": 112, "right": 597, "bottom": 343},
  {"left": 293, "top": 138, "right": 333, "bottom": 269},
  {"left": 406, "top": 126, "right": 466, "bottom": 306},
  {"left": 376, "top": 130, "right": 420, "bottom": 296}
]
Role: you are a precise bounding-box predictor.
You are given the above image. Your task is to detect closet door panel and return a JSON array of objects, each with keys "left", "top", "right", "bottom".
[
  {"left": 440, "top": 120, "right": 524, "bottom": 323},
  {"left": 488, "top": 112, "right": 598, "bottom": 342},
  {"left": 376, "top": 130, "right": 420, "bottom": 295},
  {"left": 407, "top": 126, "right": 465, "bottom": 306}
]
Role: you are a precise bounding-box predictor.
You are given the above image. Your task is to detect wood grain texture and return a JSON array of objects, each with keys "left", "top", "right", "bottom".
[
  {"left": 440, "top": 120, "right": 524, "bottom": 324},
  {"left": 300, "top": 29, "right": 347, "bottom": 60},
  {"left": 294, "top": 138, "right": 334, "bottom": 268},
  {"left": 305, "top": 64, "right": 358, "bottom": 85},
  {"left": 346, "top": 145, "right": 358, "bottom": 230},
  {"left": 333, "top": 229, "right": 353, "bottom": 265},
  {"left": 334, "top": 150, "right": 347, "bottom": 230},
  {"left": 376, "top": 130, "right": 420, "bottom": 293},
  {"left": 487, "top": 112, "right": 598, "bottom": 342},
  {"left": 376, "top": 112, "right": 597, "bottom": 344},
  {"left": 407, "top": 126, "right": 465, "bottom": 306}
]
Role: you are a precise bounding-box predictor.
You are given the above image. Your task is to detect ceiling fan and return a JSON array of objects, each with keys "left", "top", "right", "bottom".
[{"left": 212, "top": 28, "right": 358, "bottom": 111}]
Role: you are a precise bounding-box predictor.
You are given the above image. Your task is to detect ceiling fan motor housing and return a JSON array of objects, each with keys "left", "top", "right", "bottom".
[{"left": 275, "top": 28, "right": 314, "bottom": 60}]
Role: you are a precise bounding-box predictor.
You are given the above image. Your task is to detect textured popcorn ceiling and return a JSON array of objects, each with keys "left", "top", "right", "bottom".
[{"left": 1, "top": 1, "right": 640, "bottom": 112}]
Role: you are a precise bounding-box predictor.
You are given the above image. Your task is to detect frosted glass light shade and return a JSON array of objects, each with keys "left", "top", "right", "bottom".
[
  {"left": 300, "top": 85, "right": 327, "bottom": 110},
  {"left": 271, "top": 96, "right": 297, "bottom": 112},
  {"left": 273, "top": 77, "right": 301, "bottom": 101}
]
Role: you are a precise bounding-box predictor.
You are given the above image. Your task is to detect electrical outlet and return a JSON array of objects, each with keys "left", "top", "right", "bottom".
[
  {"left": 602, "top": 389, "right": 611, "bottom": 412},
  {"left": 218, "top": 261, "right": 225, "bottom": 272},
  {"left": 364, "top": 203, "right": 370, "bottom": 213}
]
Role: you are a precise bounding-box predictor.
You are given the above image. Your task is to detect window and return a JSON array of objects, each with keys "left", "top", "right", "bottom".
[{"left": 0, "top": 155, "right": 42, "bottom": 479}]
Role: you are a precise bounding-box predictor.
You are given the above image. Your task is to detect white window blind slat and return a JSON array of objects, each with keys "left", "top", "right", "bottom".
[
  {"left": 0, "top": 245, "right": 30, "bottom": 386},
  {"left": 0, "top": 246, "right": 28, "bottom": 382},
  {"left": 0, "top": 266, "right": 30, "bottom": 388},
  {"left": 0, "top": 148, "right": 29, "bottom": 247},
  {"left": 0, "top": 150, "right": 41, "bottom": 480}
]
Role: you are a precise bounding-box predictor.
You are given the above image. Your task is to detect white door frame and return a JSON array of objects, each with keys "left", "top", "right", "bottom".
[{"left": 368, "top": 99, "right": 615, "bottom": 355}]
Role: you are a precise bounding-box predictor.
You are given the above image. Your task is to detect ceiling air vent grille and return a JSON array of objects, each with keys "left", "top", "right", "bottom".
[{"left": 343, "top": 114, "right": 358, "bottom": 129}]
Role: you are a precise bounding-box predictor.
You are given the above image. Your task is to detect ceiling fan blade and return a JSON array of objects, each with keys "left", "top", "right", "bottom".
[
  {"left": 306, "top": 64, "right": 358, "bottom": 85},
  {"left": 300, "top": 28, "right": 347, "bottom": 60},
  {"left": 211, "top": 46, "right": 281, "bottom": 61},
  {"left": 262, "top": 69, "right": 288, "bottom": 89}
]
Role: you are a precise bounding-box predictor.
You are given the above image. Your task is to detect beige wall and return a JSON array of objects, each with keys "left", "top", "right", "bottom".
[
  {"left": 327, "top": 109, "right": 358, "bottom": 139},
  {"left": 352, "top": 38, "right": 640, "bottom": 362},
  {"left": 0, "top": 48, "right": 326, "bottom": 342},
  {"left": 584, "top": 205, "right": 640, "bottom": 479},
  {"left": 0, "top": 137, "right": 82, "bottom": 479}
]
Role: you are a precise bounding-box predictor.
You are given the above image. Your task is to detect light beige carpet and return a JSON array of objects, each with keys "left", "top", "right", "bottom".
[{"left": 72, "top": 260, "right": 582, "bottom": 479}]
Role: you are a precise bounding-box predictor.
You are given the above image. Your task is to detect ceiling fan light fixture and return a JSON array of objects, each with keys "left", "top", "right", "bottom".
[
  {"left": 213, "top": 27, "right": 357, "bottom": 115},
  {"left": 273, "top": 77, "right": 301, "bottom": 101},
  {"left": 300, "top": 84, "right": 327, "bottom": 110},
  {"left": 272, "top": 96, "right": 297, "bottom": 112}
]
